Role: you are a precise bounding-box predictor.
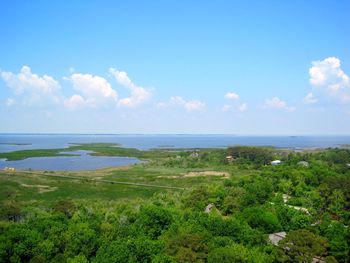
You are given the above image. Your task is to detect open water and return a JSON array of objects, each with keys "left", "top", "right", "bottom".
[{"left": 0, "top": 134, "right": 349, "bottom": 170}]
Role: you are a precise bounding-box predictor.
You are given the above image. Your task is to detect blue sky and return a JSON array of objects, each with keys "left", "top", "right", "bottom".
[{"left": 0, "top": 0, "right": 349, "bottom": 134}]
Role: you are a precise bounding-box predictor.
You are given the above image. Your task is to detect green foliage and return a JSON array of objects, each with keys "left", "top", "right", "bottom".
[
  {"left": 279, "top": 229, "right": 328, "bottom": 262},
  {"left": 227, "top": 146, "right": 274, "bottom": 165},
  {"left": 242, "top": 206, "right": 282, "bottom": 233},
  {"left": 0, "top": 202, "right": 21, "bottom": 222},
  {"left": 53, "top": 199, "right": 76, "bottom": 218},
  {"left": 136, "top": 205, "right": 174, "bottom": 239},
  {"left": 0, "top": 147, "right": 349, "bottom": 262},
  {"left": 208, "top": 243, "right": 272, "bottom": 263}
]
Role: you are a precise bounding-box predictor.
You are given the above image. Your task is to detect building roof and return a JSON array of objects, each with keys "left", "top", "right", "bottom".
[{"left": 271, "top": 160, "right": 282, "bottom": 165}]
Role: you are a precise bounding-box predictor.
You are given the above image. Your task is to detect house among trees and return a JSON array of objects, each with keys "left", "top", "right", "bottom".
[
  {"left": 271, "top": 160, "right": 281, "bottom": 166},
  {"left": 225, "top": 155, "right": 234, "bottom": 162}
]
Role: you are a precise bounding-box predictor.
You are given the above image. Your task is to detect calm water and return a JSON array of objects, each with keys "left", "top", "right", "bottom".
[
  {"left": 0, "top": 134, "right": 349, "bottom": 171},
  {"left": 0, "top": 150, "right": 141, "bottom": 171}
]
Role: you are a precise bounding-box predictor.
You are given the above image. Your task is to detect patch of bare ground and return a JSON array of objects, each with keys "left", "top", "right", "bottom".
[
  {"left": 21, "top": 184, "right": 58, "bottom": 193},
  {"left": 182, "top": 171, "right": 230, "bottom": 178}
]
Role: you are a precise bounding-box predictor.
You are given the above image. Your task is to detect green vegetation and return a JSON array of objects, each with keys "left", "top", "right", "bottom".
[
  {"left": 0, "top": 143, "right": 179, "bottom": 161},
  {"left": 0, "top": 145, "right": 350, "bottom": 262}
]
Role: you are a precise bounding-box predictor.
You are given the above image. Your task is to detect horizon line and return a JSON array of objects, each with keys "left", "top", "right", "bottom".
[{"left": 0, "top": 133, "right": 349, "bottom": 137}]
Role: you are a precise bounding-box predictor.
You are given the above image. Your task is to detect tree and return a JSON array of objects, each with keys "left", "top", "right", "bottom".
[
  {"left": 279, "top": 229, "right": 328, "bottom": 262},
  {"left": 242, "top": 206, "right": 282, "bottom": 233},
  {"left": 208, "top": 244, "right": 249, "bottom": 263},
  {"left": 0, "top": 202, "right": 21, "bottom": 222},
  {"left": 63, "top": 222, "right": 97, "bottom": 258},
  {"left": 93, "top": 239, "right": 130, "bottom": 263},
  {"left": 53, "top": 199, "right": 76, "bottom": 218},
  {"left": 135, "top": 205, "right": 173, "bottom": 239},
  {"left": 164, "top": 229, "right": 208, "bottom": 263},
  {"left": 328, "top": 190, "right": 345, "bottom": 219}
]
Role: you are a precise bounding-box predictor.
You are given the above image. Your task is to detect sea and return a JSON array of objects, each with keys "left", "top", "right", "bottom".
[{"left": 0, "top": 134, "right": 349, "bottom": 171}]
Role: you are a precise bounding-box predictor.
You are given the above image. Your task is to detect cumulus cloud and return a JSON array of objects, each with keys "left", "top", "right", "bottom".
[
  {"left": 309, "top": 57, "right": 350, "bottom": 103},
  {"left": 225, "top": 92, "right": 239, "bottom": 100},
  {"left": 222, "top": 104, "right": 232, "bottom": 111},
  {"left": 65, "top": 73, "right": 118, "bottom": 109},
  {"left": 222, "top": 91, "right": 247, "bottom": 112},
  {"left": 304, "top": 92, "right": 318, "bottom": 104},
  {"left": 109, "top": 68, "right": 151, "bottom": 107},
  {"left": 0, "top": 66, "right": 62, "bottom": 106},
  {"left": 184, "top": 100, "right": 205, "bottom": 111},
  {"left": 264, "top": 97, "right": 295, "bottom": 112},
  {"left": 63, "top": 94, "right": 86, "bottom": 110},
  {"left": 157, "top": 96, "right": 205, "bottom": 111},
  {"left": 238, "top": 103, "right": 248, "bottom": 112}
]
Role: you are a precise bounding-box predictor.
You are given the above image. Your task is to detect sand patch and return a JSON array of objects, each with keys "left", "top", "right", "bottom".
[
  {"left": 182, "top": 171, "right": 230, "bottom": 178},
  {"left": 21, "top": 184, "right": 58, "bottom": 193}
]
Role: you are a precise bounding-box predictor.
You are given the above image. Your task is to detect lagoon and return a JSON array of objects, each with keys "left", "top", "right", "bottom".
[
  {"left": 0, "top": 150, "right": 141, "bottom": 171},
  {"left": 1, "top": 134, "right": 350, "bottom": 171}
]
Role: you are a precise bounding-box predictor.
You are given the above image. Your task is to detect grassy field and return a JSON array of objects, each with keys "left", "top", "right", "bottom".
[
  {"left": 0, "top": 162, "right": 256, "bottom": 205},
  {"left": 0, "top": 143, "right": 260, "bottom": 205}
]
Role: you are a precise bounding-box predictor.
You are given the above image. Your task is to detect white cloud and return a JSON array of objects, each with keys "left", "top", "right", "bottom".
[
  {"left": 64, "top": 94, "right": 86, "bottom": 110},
  {"left": 0, "top": 66, "right": 62, "bottom": 106},
  {"left": 304, "top": 92, "right": 318, "bottom": 104},
  {"left": 5, "top": 98, "right": 15, "bottom": 106},
  {"left": 157, "top": 96, "right": 205, "bottom": 111},
  {"left": 222, "top": 91, "right": 247, "bottom": 112},
  {"left": 1, "top": 66, "right": 61, "bottom": 95},
  {"left": 109, "top": 68, "right": 151, "bottom": 107},
  {"left": 309, "top": 57, "right": 350, "bottom": 103},
  {"left": 264, "top": 97, "right": 295, "bottom": 112},
  {"left": 222, "top": 102, "right": 248, "bottom": 112},
  {"left": 225, "top": 92, "right": 239, "bottom": 100},
  {"left": 168, "top": 96, "right": 186, "bottom": 107},
  {"left": 67, "top": 73, "right": 118, "bottom": 108},
  {"left": 184, "top": 100, "right": 205, "bottom": 111},
  {"left": 222, "top": 104, "right": 232, "bottom": 111},
  {"left": 238, "top": 103, "right": 248, "bottom": 112}
]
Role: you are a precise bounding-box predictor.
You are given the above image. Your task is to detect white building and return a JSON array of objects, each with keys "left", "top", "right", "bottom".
[{"left": 271, "top": 160, "right": 282, "bottom": 166}]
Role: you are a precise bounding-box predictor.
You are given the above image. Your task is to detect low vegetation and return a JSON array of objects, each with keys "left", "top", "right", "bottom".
[{"left": 0, "top": 145, "right": 349, "bottom": 262}]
